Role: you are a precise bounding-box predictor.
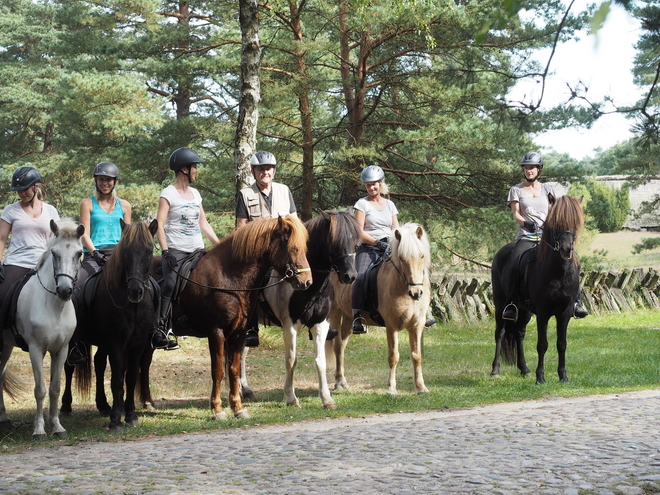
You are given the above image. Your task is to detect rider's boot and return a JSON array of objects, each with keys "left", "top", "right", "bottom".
[
  {"left": 424, "top": 317, "right": 436, "bottom": 328},
  {"left": 245, "top": 327, "right": 260, "bottom": 347},
  {"left": 152, "top": 297, "right": 180, "bottom": 350},
  {"left": 574, "top": 291, "right": 589, "bottom": 319},
  {"left": 352, "top": 311, "right": 367, "bottom": 334},
  {"left": 502, "top": 302, "right": 518, "bottom": 322}
]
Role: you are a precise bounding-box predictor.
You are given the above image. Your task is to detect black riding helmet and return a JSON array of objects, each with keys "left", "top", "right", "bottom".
[
  {"left": 520, "top": 152, "right": 543, "bottom": 182},
  {"left": 11, "top": 166, "right": 42, "bottom": 191},
  {"left": 93, "top": 161, "right": 119, "bottom": 179},
  {"left": 169, "top": 148, "right": 203, "bottom": 183}
]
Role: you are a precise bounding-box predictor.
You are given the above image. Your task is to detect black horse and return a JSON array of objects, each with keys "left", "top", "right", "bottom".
[
  {"left": 490, "top": 195, "right": 584, "bottom": 384},
  {"left": 61, "top": 220, "right": 158, "bottom": 430}
]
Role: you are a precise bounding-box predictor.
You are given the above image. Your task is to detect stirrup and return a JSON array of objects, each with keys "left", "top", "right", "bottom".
[
  {"left": 502, "top": 303, "right": 518, "bottom": 322},
  {"left": 352, "top": 316, "right": 367, "bottom": 335},
  {"left": 67, "top": 342, "right": 88, "bottom": 366}
]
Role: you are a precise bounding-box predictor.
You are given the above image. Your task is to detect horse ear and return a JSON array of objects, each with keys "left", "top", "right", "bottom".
[
  {"left": 578, "top": 195, "right": 584, "bottom": 204},
  {"left": 416, "top": 225, "right": 423, "bottom": 239},
  {"left": 395, "top": 229, "right": 402, "bottom": 241},
  {"left": 548, "top": 193, "right": 556, "bottom": 205},
  {"left": 76, "top": 223, "right": 85, "bottom": 239},
  {"left": 148, "top": 219, "right": 158, "bottom": 237},
  {"left": 120, "top": 218, "right": 127, "bottom": 231},
  {"left": 50, "top": 219, "right": 59, "bottom": 236}
]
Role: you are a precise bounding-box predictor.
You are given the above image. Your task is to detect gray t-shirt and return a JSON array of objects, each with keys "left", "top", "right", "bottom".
[
  {"left": 507, "top": 182, "right": 556, "bottom": 240},
  {"left": 353, "top": 197, "right": 398, "bottom": 242}
]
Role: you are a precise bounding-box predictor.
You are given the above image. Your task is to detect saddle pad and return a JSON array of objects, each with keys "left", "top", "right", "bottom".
[
  {"left": 0, "top": 270, "right": 36, "bottom": 331},
  {"left": 362, "top": 256, "right": 386, "bottom": 327}
]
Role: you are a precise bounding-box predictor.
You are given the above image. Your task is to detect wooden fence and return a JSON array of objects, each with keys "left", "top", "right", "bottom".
[{"left": 430, "top": 267, "right": 660, "bottom": 323}]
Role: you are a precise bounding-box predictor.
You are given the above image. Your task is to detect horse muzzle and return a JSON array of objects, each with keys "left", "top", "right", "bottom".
[{"left": 56, "top": 285, "right": 74, "bottom": 301}]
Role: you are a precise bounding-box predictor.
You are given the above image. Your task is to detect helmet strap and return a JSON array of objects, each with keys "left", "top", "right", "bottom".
[{"left": 178, "top": 168, "right": 194, "bottom": 184}]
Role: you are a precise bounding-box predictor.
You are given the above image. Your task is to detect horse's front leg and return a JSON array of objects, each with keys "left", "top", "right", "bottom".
[
  {"left": 208, "top": 329, "right": 227, "bottom": 420},
  {"left": 310, "top": 321, "right": 337, "bottom": 409},
  {"left": 239, "top": 346, "right": 255, "bottom": 400},
  {"left": 28, "top": 346, "right": 47, "bottom": 440},
  {"left": 124, "top": 349, "right": 140, "bottom": 427},
  {"left": 283, "top": 321, "right": 300, "bottom": 407},
  {"left": 556, "top": 311, "right": 571, "bottom": 382},
  {"left": 48, "top": 345, "right": 69, "bottom": 439},
  {"left": 138, "top": 347, "right": 155, "bottom": 410},
  {"left": 94, "top": 347, "right": 111, "bottom": 415},
  {"left": 330, "top": 308, "right": 351, "bottom": 390},
  {"left": 0, "top": 343, "right": 14, "bottom": 428},
  {"left": 409, "top": 322, "right": 428, "bottom": 394},
  {"left": 224, "top": 330, "right": 249, "bottom": 419},
  {"left": 386, "top": 327, "right": 400, "bottom": 396},
  {"left": 107, "top": 347, "right": 127, "bottom": 431},
  {"left": 535, "top": 316, "right": 550, "bottom": 384}
]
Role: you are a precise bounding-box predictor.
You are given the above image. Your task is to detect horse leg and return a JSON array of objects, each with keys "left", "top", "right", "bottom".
[
  {"left": 515, "top": 320, "right": 531, "bottom": 376},
  {"left": 224, "top": 331, "right": 249, "bottom": 419},
  {"left": 409, "top": 324, "right": 428, "bottom": 394},
  {"left": 94, "top": 347, "right": 111, "bottom": 415},
  {"left": 535, "top": 317, "right": 550, "bottom": 384},
  {"left": 48, "top": 345, "right": 69, "bottom": 439},
  {"left": 124, "top": 351, "right": 140, "bottom": 427},
  {"left": 386, "top": 328, "right": 400, "bottom": 396},
  {"left": 138, "top": 347, "right": 155, "bottom": 410},
  {"left": 60, "top": 361, "right": 75, "bottom": 416},
  {"left": 208, "top": 330, "right": 228, "bottom": 420},
  {"left": 556, "top": 312, "right": 571, "bottom": 382},
  {"left": 107, "top": 348, "right": 126, "bottom": 431},
  {"left": 331, "top": 311, "right": 352, "bottom": 390},
  {"left": 28, "top": 347, "right": 48, "bottom": 440},
  {"left": 239, "top": 346, "right": 255, "bottom": 400},
  {"left": 310, "top": 321, "right": 337, "bottom": 409},
  {"left": 0, "top": 343, "right": 14, "bottom": 428},
  {"left": 490, "top": 314, "right": 505, "bottom": 377},
  {"left": 282, "top": 321, "right": 300, "bottom": 407}
]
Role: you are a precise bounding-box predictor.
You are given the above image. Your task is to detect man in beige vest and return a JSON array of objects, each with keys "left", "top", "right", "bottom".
[{"left": 236, "top": 151, "right": 298, "bottom": 346}]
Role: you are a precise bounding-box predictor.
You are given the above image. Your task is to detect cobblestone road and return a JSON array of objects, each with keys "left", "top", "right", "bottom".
[{"left": 2, "top": 389, "right": 660, "bottom": 494}]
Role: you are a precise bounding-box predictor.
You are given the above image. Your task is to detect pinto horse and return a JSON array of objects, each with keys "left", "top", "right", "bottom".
[
  {"left": 0, "top": 219, "right": 84, "bottom": 439},
  {"left": 490, "top": 195, "right": 584, "bottom": 384},
  {"left": 329, "top": 223, "right": 432, "bottom": 395},
  {"left": 60, "top": 220, "right": 158, "bottom": 430},
  {"left": 150, "top": 215, "right": 312, "bottom": 420},
  {"left": 240, "top": 210, "right": 360, "bottom": 408}
]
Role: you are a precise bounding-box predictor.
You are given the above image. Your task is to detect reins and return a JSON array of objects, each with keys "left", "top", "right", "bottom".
[
  {"left": 36, "top": 252, "right": 79, "bottom": 296},
  {"left": 541, "top": 230, "right": 576, "bottom": 259}
]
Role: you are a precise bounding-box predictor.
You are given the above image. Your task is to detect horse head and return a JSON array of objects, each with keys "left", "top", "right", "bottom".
[
  {"left": 306, "top": 211, "right": 359, "bottom": 284},
  {"left": 109, "top": 219, "right": 158, "bottom": 304},
  {"left": 390, "top": 224, "right": 431, "bottom": 300},
  {"left": 48, "top": 218, "right": 84, "bottom": 301},
  {"left": 539, "top": 195, "right": 584, "bottom": 263},
  {"left": 271, "top": 215, "right": 313, "bottom": 291}
]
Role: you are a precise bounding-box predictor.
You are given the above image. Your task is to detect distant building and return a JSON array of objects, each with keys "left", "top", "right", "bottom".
[{"left": 548, "top": 176, "right": 660, "bottom": 231}]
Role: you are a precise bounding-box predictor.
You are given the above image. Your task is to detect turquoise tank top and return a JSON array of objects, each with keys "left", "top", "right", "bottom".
[{"left": 87, "top": 197, "right": 124, "bottom": 251}]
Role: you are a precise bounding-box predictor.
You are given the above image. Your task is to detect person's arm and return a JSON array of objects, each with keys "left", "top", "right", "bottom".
[
  {"left": 236, "top": 217, "right": 248, "bottom": 229},
  {"left": 79, "top": 198, "right": 96, "bottom": 253},
  {"left": 510, "top": 201, "right": 525, "bottom": 227},
  {"left": 156, "top": 196, "right": 170, "bottom": 251},
  {"left": 354, "top": 209, "right": 378, "bottom": 246},
  {"left": 0, "top": 219, "right": 11, "bottom": 263},
  {"left": 120, "top": 199, "right": 132, "bottom": 224},
  {"left": 199, "top": 204, "right": 220, "bottom": 245}
]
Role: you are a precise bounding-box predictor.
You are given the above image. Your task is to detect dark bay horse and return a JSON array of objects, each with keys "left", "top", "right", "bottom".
[
  {"left": 240, "top": 210, "right": 360, "bottom": 408},
  {"left": 151, "top": 215, "right": 312, "bottom": 420},
  {"left": 60, "top": 220, "right": 158, "bottom": 430},
  {"left": 490, "top": 195, "right": 584, "bottom": 384}
]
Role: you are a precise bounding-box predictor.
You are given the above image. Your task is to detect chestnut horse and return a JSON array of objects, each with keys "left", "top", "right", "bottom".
[
  {"left": 490, "top": 195, "right": 584, "bottom": 384},
  {"left": 151, "top": 215, "right": 311, "bottom": 419},
  {"left": 328, "top": 223, "right": 432, "bottom": 395}
]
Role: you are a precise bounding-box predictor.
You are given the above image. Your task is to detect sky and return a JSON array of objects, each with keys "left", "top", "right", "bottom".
[{"left": 510, "top": 3, "right": 643, "bottom": 160}]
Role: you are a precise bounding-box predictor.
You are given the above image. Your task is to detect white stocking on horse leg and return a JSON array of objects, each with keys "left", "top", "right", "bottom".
[
  {"left": 386, "top": 329, "right": 400, "bottom": 396},
  {"left": 311, "top": 321, "right": 337, "bottom": 409},
  {"left": 283, "top": 323, "right": 300, "bottom": 407}
]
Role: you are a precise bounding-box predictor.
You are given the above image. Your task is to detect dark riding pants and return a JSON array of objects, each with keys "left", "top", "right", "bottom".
[{"left": 351, "top": 243, "right": 381, "bottom": 311}]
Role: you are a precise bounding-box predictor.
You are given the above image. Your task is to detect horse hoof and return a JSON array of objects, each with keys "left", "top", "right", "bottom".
[
  {"left": 109, "top": 424, "right": 123, "bottom": 432},
  {"left": 387, "top": 390, "right": 398, "bottom": 397},
  {"left": 323, "top": 402, "right": 338, "bottom": 410},
  {"left": 417, "top": 387, "right": 430, "bottom": 394},
  {"left": 235, "top": 409, "right": 251, "bottom": 419},
  {"left": 125, "top": 419, "right": 139, "bottom": 427},
  {"left": 143, "top": 402, "right": 155, "bottom": 411},
  {"left": 53, "top": 430, "right": 68, "bottom": 440},
  {"left": 98, "top": 408, "right": 111, "bottom": 417},
  {"left": 242, "top": 389, "right": 256, "bottom": 401},
  {"left": 211, "top": 411, "right": 228, "bottom": 421},
  {"left": 490, "top": 372, "right": 501, "bottom": 378},
  {"left": 32, "top": 433, "right": 47, "bottom": 441},
  {"left": 0, "top": 420, "right": 14, "bottom": 430},
  {"left": 286, "top": 400, "right": 301, "bottom": 408},
  {"left": 60, "top": 409, "right": 72, "bottom": 417}
]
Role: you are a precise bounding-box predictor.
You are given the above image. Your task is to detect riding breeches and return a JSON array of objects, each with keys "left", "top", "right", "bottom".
[{"left": 351, "top": 244, "right": 381, "bottom": 311}]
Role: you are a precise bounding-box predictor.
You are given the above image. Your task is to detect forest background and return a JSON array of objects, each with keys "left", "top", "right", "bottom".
[{"left": 2, "top": 0, "right": 660, "bottom": 270}]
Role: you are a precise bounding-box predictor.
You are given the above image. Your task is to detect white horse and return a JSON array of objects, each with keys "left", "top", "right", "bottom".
[
  {"left": 0, "top": 218, "right": 84, "bottom": 439},
  {"left": 328, "top": 223, "right": 432, "bottom": 395}
]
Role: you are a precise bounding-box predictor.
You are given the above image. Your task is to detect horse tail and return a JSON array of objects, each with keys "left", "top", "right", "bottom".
[
  {"left": 502, "top": 326, "right": 518, "bottom": 365},
  {"left": 2, "top": 369, "right": 28, "bottom": 401},
  {"left": 74, "top": 357, "right": 92, "bottom": 398}
]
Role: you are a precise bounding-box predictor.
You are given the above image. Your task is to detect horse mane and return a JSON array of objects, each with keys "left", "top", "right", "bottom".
[
  {"left": 538, "top": 195, "right": 584, "bottom": 263},
  {"left": 305, "top": 210, "right": 360, "bottom": 254},
  {"left": 230, "top": 215, "right": 308, "bottom": 263},
  {"left": 35, "top": 218, "right": 80, "bottom": 271},
  {"left": 104, "top": 222, "right": 154, "bottom": 288},
  {"left": 390, "top": 223, "right": 432, "bottom": 271}
]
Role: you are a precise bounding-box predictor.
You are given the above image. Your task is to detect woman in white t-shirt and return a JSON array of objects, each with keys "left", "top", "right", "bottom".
[
  {"left": 351, "top": 165, "right": 399, "bottom": 335},
  {"left": 153, "top": 147, "right": 220, "bottom": 350},
  {"left": 0, "top": 166, "right": 60, "bottom": 304}
]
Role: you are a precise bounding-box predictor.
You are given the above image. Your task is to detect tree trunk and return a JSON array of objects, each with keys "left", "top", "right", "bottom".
[
  {"left": 175, "top": 2, "right": 193, "bottom": 120},
  {"left": 234, "top": 0, "right": 262, "bottom": 191}
]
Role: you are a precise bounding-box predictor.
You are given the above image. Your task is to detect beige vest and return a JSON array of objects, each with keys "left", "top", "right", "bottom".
[{"left": 239, "top": 182, "right": 292, "bottom": 221}]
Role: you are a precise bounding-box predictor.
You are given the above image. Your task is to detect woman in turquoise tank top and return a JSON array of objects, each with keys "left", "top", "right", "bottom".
[{"left": 68, "top": 161, "right": 132, "bottom": 365}]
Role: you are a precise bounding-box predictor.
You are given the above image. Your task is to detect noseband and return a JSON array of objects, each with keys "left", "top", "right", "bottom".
[
  {"left": 36, "top": 250, "right": 79, "bottom": 296},
  {"left": 387, "top": 256, "right": 424, "bottom": 295},
  {"left": 542, "top": 230, "right": 576, "bottom": 260}
]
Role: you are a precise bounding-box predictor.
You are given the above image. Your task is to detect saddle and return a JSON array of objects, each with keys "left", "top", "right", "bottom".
[
  {"left": 510, "top": 245, "right": 538, "bottom": 312},
  {"left": 0, "top": 270, "right": 36, "bottom": 352},
  {"left": 359, "top": 251, "right": 389, "bottom": 327},
  {"left": 256, "top": 269, "right": 283, "bottom": 328}
]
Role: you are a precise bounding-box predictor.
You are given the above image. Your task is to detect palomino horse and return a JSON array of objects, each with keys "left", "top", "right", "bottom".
[
  {"left": 61, "top": 220, "right": 158, "bottom": 430},
  {"left": 329, "top": 223, "right": 432, "bottom": 395},
  {"left": 240, "top": 210, "right": 359, "bottom": 408},
  {"left": 150, "top": 215, "right": 312, "bottom": 420},
  {"left": 0, "top": 219, "right": 84, "bottom": 439},
  {"left": 490, "top": 195, "right": 584, "bottom": 384}
]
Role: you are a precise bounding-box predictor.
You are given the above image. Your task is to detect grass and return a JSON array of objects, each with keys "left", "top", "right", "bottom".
[
  {"left": 1, "top": 309, "right": 659, "bottom": 452},
  {"left": 587, "top": 230, "right": 660, "bottom": 269}
]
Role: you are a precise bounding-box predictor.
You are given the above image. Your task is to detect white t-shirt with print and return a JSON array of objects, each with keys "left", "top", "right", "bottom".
[
  {"left": 160, "top": 184, "right": 205, "bottom": 252},
  {"left": 353, "top": 197, "right": 398, "bottom": 242},
  {"left": 1, "top": 201, "right": 60, "bottom": 268}
]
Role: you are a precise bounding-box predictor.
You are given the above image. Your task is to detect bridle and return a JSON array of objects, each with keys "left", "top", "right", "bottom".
[
  {"left": 36, "top": 250, "right": 79, "bottom": 296},
  {"left": 542, "top": 230, "right": 576, "bottom": 260},
  {"left": 386, "top": 254, "right": 425, "bottom": 295}
]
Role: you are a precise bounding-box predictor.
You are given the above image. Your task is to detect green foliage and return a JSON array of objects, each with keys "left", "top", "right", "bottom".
[
  {"left": 632, "top": 237, "right": 660, "bottom": 254},
  {"left": 579, "top": 248, "right": 609, "bottom": 271},
  {"left": 570, "top": 179, "right": 629, "bottom": 233}
]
